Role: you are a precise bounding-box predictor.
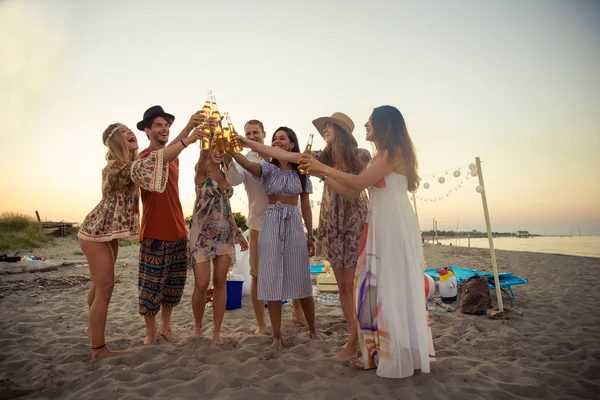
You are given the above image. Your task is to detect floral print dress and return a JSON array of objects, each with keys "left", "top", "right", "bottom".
[
  {"left": 188, "top": 178, "right": 238, "bottom": 267},
  {"left": 78, "top": 150, "right": 168, "bottom": 242},
  {"left": 315, "top": 148, "right": 371, "bottom": 269}
]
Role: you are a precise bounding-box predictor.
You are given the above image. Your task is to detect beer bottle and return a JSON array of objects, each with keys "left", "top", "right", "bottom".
[
  {"left": 211, "top": 95, "right": 226, "bottom": 154},
  {"left": 200, "top": 90, "right": 212, "bottom": 150},
  {"left": 225, "top": 112, "right": 243, "bottom": 153},
  {"left": 210, "top": 95, "right": 221, "bottom": 125},
  {"left": 222, "top": 127, "right": 231, "bottom": 141},
  {"left": 298, "top": 134, "right": 314, "bottom": 174}
]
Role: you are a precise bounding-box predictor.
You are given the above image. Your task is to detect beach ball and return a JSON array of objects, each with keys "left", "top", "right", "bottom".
[
  {"left": 437, "top": 268, "right": 458, "bottom": 302},
  {"left": 469, "top": 163, "right": 476, "bottom": 171},
  {"left": 438, "top": 177, "right": 445, "bottom": 184},
  {"left": 476, "top": 185, "right": 483, "bottom": 193},
  {"left": 471, "top": 169, "right": 478, "bottom": 177},
  {"left": 424, "top": 274, "right": 436, "bottom": 300},
  {"left": 423, "top": 183, "right": 430, "bottom": 189},
  {"left": 453, "top": 170, "right": 461, "bottom": 177}
]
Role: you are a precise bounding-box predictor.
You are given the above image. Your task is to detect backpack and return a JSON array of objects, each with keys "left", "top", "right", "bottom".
[{"left": 460, "top": 275, "right": 492, "bottom": 315}]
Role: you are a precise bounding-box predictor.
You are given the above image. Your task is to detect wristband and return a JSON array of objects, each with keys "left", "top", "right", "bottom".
[{"left": 180, "top": 139, "right": 188, "bottom": 148}]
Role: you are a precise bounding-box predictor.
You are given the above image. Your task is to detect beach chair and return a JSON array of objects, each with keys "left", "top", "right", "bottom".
[{"left": 424, "top": 266, "right": 528, "bottom": 299}]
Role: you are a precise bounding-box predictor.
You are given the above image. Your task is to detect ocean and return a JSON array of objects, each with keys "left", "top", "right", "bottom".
[{"left": 435, "top": 236, "right": 600, "bottom": 258}]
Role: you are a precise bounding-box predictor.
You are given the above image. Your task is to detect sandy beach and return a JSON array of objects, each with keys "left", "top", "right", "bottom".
[{"left": 1, "top": 238, "right": 599, "bottom": 399}]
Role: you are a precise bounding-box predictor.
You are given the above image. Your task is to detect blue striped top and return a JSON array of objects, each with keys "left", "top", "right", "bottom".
[{"left": 256, "top": 162, "right": 313, "bottom": 196}]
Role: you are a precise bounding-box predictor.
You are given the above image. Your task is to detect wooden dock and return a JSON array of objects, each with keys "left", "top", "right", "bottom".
[{"left": 35, "top": 211, "right": 77, "bottom": 236}]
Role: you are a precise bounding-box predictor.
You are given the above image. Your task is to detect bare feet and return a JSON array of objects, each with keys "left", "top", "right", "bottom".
[
  {"left": 333, "top": 345, "right": 358, "bottom": 362},
  {"left": 92, "top": 346, "right": 130, "bottom": 359},
  {"left": 271, "top": 337, "right": 283, "bottom": 351},
  {"left": 309, "top": 330, "right": 321, "bottom": 340},
  {"left": 254, "top": 324, "right": 267, "bottom": 335},
  {"left": 144, "top": 333, "right": 157, "bottom": 345},
  {"left": 158, "top": 327, "right": 178, "bottom": 342},
  {"left": 349, "top": 358, "right": 365, "bottom": 369},
  {"left": 194, "top": 325, "right": 203, "bottom": 335},
  {"left": 291, "top": 313, "right": 308, "bottom": 326},
  {"left": 212, "top": 332, "right": 222, "bottom": 344}
]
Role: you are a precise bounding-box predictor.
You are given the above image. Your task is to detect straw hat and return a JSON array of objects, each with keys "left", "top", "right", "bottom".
[{"left": 312, "top": 112, "right": 357, "bottom": 146}]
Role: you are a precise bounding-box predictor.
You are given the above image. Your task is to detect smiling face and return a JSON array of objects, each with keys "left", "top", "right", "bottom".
[
  {"left": 104, "top": 123, "right": 138, "bottom": 162},
  {"left": 271, "top": 130, "right": 295, "bottom": 151},
  {"left": 244, "top": 123, "right": 266, "bottom": 144},
  {"left": 210, "top": 146, "right": 224, "bottom": 164},
  {"left": 118, "top": 125, "right": 138, "bottom": 152},
  {"left": 322, "top": 122, "right": 337, "bottom": 144},
  {"left": 145, "top": 116, "right": 171, "bottom": 147},
  {"left": 365, "top": 115, "right": 375, "bottom": 142}
]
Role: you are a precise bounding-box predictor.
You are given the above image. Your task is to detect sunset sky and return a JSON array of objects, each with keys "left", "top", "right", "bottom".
[{"left": 1, "top": 0, "right": 599, "bottom": 236}]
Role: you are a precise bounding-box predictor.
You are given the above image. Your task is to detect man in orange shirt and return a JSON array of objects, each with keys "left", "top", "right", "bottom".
[{"left": 137, "top": 105, "right": 203, "bottom": 345}]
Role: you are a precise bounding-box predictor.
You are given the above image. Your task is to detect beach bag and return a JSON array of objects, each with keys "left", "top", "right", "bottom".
[{"left": 460, "top": 275, "right": 491, "bottom": 315}]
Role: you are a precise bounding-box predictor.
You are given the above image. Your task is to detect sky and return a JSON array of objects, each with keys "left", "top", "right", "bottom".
[{"left": 1, "top": 0, "right": 599, "bottom": 236}]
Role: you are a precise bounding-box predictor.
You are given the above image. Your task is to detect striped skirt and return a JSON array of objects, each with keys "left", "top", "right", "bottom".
[{"left": 257, "top": 203, "right": 312, "bottom": 301}]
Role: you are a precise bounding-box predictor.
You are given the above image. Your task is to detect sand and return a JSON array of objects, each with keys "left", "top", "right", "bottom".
[{"left": 1, "top": 238, "right": 599, "bottom": 399}]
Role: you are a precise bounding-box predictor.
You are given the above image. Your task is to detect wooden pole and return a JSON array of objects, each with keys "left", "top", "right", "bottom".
[{"left": 475, "top": 157, "right": 504, "bottom": 312}]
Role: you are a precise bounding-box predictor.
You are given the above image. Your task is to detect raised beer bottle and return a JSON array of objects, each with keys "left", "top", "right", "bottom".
[
  {"left": 210, "top": 95, "right": 221, "bottom": 125},
  {"left": 211, "top": 95, "right": 226, "bottom": 154},
  {"left": 200, "top": 90, "right": 212, "bottom": 150},
  {"left": 298, "top": 133, "right": 314, "bottom": 174},
  {"left": 225, "top": 112, "right": 243, "bottom": 153},
  {"left": 213, "top": 126, "right": 226, "bottom": 155}
]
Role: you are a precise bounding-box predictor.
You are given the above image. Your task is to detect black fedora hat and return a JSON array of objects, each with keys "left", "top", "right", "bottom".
[{"left": 137, "top": 105, "right": 175, "bottom": 131}]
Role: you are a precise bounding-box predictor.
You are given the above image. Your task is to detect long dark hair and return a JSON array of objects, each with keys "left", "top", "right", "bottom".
[
  {"left": 270, "top": 127, "right": 307, "bottom": 193},
  {"left": 371, "top": 105, "right": 420, "bottom": 192},
  {"left": 320, "top": 124, "right": 362, "bottom": 173}
]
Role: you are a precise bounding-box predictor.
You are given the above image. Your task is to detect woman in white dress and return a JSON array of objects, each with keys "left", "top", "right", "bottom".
[{"left": 299, "top": 105, "right": 435, "bottom": 378}]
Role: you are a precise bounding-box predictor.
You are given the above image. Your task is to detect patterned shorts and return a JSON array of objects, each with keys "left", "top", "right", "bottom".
[{"left": 138, "top": 238, "right": 188, "bottom": 317}]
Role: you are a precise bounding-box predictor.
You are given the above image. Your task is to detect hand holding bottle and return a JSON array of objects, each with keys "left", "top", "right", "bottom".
[
  {"left": 298, "top": 153, "right": 326, "bottom": 178},
  {"left": 196, "top": 127, "right": 212, "bottom": 150},
  {"left": 235, "top": 135, "right": 256, "bottom": 150},
  {"left": 187, "top": 111, "right": 204, "bottom": 130}
]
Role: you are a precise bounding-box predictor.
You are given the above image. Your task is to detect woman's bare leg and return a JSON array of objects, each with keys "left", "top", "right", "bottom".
[
  {"left": 85, "top": 240, "right": 117, "bottom": 339},
  {"left": 79, "top": 239, "right": 127, "bottom": 358},
  {"left": 191, "top": 261, "right": 211, "bottom": 335},
  {"left": 290, "top": 299, "right": 308, "bottom": 325},
  {"left": 267, "top": 301, "right": 283, "bottom": 350},
  {"left": 298, "top": 296, "right": 319, "bottom": 339},
  {"left": 211, "top": 255, "right": 231, "bottom": 344},
  {"left": 332, "top": 266, "right": 358, "bottom": 361}
]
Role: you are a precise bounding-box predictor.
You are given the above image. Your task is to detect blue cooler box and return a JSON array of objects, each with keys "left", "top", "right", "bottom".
[{"left": 226, "top": 276, "right": 244, "bottom": 310}]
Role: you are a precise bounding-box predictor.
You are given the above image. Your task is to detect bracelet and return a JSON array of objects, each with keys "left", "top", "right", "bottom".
[
  {"left": 320, "top": 175, "right": 327, "bottom": 182},
  {"left": 180, "top": 139, "right": 188, "bottom": 148}
]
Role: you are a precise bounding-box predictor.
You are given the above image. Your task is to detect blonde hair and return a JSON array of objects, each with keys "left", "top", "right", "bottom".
[{"left": 102, "top": 123, "right": 138, "bottom": 162}]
